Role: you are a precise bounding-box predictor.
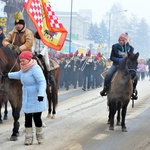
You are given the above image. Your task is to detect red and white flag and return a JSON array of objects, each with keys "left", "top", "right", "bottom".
[{"left": 24, "top": 0, "right": 68, "bottom": 51}]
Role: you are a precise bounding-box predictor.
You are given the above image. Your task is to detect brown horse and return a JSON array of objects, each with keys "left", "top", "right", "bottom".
[
  {"left": 0, "top": 47, "right": 22, "bottom": 141},
  {"left": 107, "top": 52, "right": 139, "bottom": 132},
  {"left": 0, "top": 47, "right": 60, "bottom": 141},
  {"left": 46, "top": 59, "right": 60, "bottom": 118}
]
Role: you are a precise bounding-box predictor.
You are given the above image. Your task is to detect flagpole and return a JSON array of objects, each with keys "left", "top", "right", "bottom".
[{"left": 69, "top": 0, "right": 73, "bottom": 53}]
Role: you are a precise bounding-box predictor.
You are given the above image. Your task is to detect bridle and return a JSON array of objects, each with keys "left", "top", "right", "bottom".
[{"left": 0, "top": 56, "right": 19, "bottom": 76}]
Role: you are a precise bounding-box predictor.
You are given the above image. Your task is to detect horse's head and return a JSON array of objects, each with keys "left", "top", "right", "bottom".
[
  {"left": 0, "top": 47, "right": 20, "bottom": 74},
  {"left": 126, "top": 52, "right": 139, "bottom": 79}
]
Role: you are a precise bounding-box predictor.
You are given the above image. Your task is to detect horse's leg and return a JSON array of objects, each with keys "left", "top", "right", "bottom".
[
  {"left": 51, "top": 86, "right": 58, "bottom": 119},
  {"left": 10, "top": 107, "right": 21, "bottom": 141},
  {"left": 116, "top": 101, "right": 121, "bottom": 126},
  {"left": 3, "top": 100, "right": 8, "bottom": 120},
  {"left": 47, "top": 86, "right": 52, "bottom": 118},
  {"left": 0, "top": 101, "right": 3, "bottom": 124},
  {"left": 121, "top": 103, "right": 128, "bottom": 132},
  {"left": 109, "top": 101, "right": 116, "bottom": 130},
  {"left": 107, "top": 110, "right": 110, "bottom": 124},
  {"left": 107, "top": 102, "right": 110, "bottom": 124}
]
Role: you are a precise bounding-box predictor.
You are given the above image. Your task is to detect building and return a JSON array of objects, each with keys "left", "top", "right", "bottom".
[{"left": 55, "top": 11, "right": 91, "bottom": 41}]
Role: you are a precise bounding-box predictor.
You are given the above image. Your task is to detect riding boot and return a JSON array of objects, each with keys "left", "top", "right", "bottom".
[
  {"left": 131, "top": 77, "right": 138, "bottom": 100},
  {"left": 48, "top": 71, "right": 55, "bottom": 86},
  {"left": 36, "top": 127, "right": 44, "bottom": 144},
  {"left": 131, "top": 88, "right": 138, "bottom": 100},
  {"left": 100, "top": 85, "right": 109, "bottom": 96},
  {"left": 24, "top": 128, "right": 33, "bottom": 145}
]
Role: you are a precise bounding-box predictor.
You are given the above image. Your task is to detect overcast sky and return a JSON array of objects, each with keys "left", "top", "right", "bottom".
[{"left": 50, "top": 0, "right": 150, "bottom": 24}]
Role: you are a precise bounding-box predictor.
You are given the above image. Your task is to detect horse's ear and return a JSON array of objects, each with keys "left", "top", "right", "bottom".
[
  {"left": 127, "top": 52, "right": 131, "bottom": 57},
  {"left": 135, "top": 52, "right": 139, "bottom": 59}
]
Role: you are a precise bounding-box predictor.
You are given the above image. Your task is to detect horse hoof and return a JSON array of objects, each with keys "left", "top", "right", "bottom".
[
  {"left": 116, "top": 121, "right": 121, "bottom": 126},
  {"left": 122, "top": 127, "right": 127, "bottom": 132},
  {"left": 47, "top": 114, "right": 51, "bottom": 118},
  {"left": 0, "top": 120, "right": 3, "bottom": 124},
  {"left": 109, "top": 125, "right": 114, "bottom": 130},
  {"left": 51, "top": 114, "right": 56, "bottom": 119},
  {"left": 10, "top": 136, "right": 18, "bottom": 141}
]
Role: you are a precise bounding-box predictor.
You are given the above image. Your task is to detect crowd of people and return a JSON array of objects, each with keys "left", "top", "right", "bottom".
[{"left": 57, "top": 50, "right": 106, "bottom": 91}]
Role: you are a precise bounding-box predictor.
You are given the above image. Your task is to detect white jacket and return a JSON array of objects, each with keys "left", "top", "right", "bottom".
[{"left": 32, "top": 38, "right": 50, "bottom": 71}]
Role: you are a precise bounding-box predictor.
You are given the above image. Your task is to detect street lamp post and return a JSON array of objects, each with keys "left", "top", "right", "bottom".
[
  {"left": 108, "top": 10, "right": 127, "bottom": 57},
  {"left": 69, "top": 0, "right": 73, "bottom": 54}
]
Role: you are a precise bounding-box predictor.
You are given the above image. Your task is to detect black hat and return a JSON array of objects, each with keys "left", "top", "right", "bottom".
[
  {"left": 15, "top": 19, "right": 25, "bottom": 25},
  {"left": 34, "top": 31, "right": 41, "bottom": 39}
]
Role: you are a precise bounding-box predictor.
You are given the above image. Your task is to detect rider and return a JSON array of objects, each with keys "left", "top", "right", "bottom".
[
  {"left": 2, "top": 11, "right": 34, "bottom": 54},
  {"left": 100, "top": 33, "right": 138, "bottom": 100},
  {"left": 32, "top": 31, "right": 54, "bottom": 86}
]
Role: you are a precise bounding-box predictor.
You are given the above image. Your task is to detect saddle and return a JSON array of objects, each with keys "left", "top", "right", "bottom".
[{"left": 33, "top": 55, "right": 59, "bottom": 86}]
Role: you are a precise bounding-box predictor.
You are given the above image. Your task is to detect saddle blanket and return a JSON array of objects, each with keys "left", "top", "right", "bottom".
[{"left": 49, "top": 58, "right": 59, "bottom": 70}]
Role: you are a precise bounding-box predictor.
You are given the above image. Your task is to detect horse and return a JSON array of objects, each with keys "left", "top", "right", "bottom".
[
  {"left": 0, "top": 47, "right": 22, "bottom": 141},
  {"left": 107, "top": 52, "right": 139, "bottom": 132},
  {"left": 45, "top": 59, "right": 60, "bottom": 118}
]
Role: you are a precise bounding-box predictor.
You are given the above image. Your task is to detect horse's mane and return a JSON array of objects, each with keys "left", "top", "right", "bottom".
[
  {"left": 0, "top": 47, "right": 20, "bottom": 72},
  {"left": 118, "top": 56, "right": 128, "bottom": 71},
  {"left": 0, "top": 47, "right": 18, "bottom": 61}
]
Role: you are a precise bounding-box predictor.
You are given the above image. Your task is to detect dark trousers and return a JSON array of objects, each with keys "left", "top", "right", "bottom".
[
  {"left": 83, "top": 73, "right": 91, "bottom": 89},
  {"left": 104, "top": 65, "right": 118, "bottom": 87},
  {"left": 25, "top": 112, "right": 42, "bottom": 128}
]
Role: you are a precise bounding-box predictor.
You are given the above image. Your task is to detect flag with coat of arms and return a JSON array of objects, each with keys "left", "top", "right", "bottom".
[{"left": 24, "top": 0, "right": 68, "bottom": 51}]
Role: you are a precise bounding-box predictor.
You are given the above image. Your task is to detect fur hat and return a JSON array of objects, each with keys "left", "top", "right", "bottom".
[
  {"left": 69, "top": 52, "right": 73, "bottom": 58},
  {"left": 14, "top": 12, "right": 25, "bottom": 25},
  {"left": 86, "top": 50, "right": 91, "bottom": 56},
  {"left": 74, "top": 50, "right": 78, "bottom": 56},
  {"left": 19, "top": 51, "right": 33, "bottom": 60}
]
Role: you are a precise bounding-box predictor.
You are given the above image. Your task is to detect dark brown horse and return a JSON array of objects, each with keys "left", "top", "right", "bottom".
[
  {"left": 0, "top": 47, "right": 22, "bottom": 141},
  {"left": 0, "top": 47, "right": 60, "bottom": 141},
  {"left": 107, "top": 52, "right": 139, "bottom": 132},
  {"left": 46, "top": 59, "right": 60, "bottom": 119}
]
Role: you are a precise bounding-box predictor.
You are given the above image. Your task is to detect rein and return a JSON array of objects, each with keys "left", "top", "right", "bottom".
[{"left": 0, "top": 56, "right": 19, "bottom": 75}]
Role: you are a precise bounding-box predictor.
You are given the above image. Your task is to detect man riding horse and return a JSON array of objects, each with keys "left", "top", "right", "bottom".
[
  {"left": 2, "top": 11, "right": 54, "bottom": 86},
  {"left": 100, "top": 33, "right": 138, "bottom": 100},
  {"left": 2, "top": 11, "right": 34, "bottom": 53}
]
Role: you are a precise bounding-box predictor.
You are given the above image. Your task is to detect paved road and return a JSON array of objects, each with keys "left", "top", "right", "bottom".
[{"left": 1, "top": 79, "right": 150, "bottom": 150}]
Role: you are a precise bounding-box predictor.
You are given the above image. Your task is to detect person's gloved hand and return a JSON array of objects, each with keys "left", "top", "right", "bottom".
[
  {"left": 118, "top": 58, "right": 123, "bottom": 63},
  {"left": 7, "top": 44, "right": 15, "bottom": 50},
  {"left": 2, "top": 73, "right": 8, "bottom": 77},
  {"left": 15, "top": 47, "right": 21, "bottom": 54},
  {"left": 37, "top": 54, "right": 43, "bottom": 59},
  {"left": 38, "top": 96, "right": 44, "bottom": 102}
]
